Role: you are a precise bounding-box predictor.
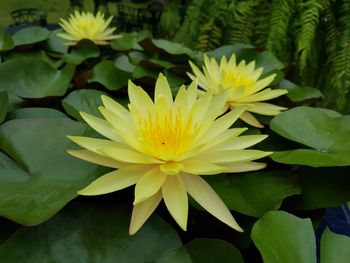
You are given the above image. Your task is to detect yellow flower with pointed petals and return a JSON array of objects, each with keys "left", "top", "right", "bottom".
[
  {"left": 67, "top": 74, "right": 271, "bottom": 234},
  {"left": 57, "top": 11, "right": 120, "bottom": 46},
  {"left": 188, "top": 54, "right": 288, "bottom": 128}
]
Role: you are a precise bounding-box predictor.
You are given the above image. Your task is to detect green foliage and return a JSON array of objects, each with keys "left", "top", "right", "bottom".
[{"left": 175, "top": 0, "right": 350, "bottom": 113}]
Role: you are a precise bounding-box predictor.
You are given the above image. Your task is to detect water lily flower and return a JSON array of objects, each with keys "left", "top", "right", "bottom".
[
  {"left": 67, "top": 74, "right": 271, "bottom": 234},
  {"left": 188, "top": 54, "right": 288, "bottom": 128},
  {"left": 57, "top": 11, "right": 120, "bottom": 45}
]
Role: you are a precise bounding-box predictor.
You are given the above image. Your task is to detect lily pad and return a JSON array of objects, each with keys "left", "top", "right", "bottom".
[
  {"left": 63, "top": 39, "right": 100, "bottom": 65},
  {"left": 270, "top": 106, "right": 350, "bottom": 167},
  {"left": 0, "top": 58, "right": 75, "bottom": 98},
  {"left": 139, "top": 38, "right": 197, "bottom": 60},
  {"left": 320, "top": 227, "right": 350, "bottom": 263},
  {"left": 155, "top": 238, "right": 243, "bottom": 263},
  {"left": 0, "top": 117, "right": 106, "bottom": 225},
  {"left": 110, "top": 31, "right": 150, "bottom": 51},
  {"left": 12, "top": 26, "right": 50, "bottom": 46},
  {"left": 89, "top": 60, "right": 130, "bottom": 90},
  {"left": 8, "top": 108, "right": 67, "bottom": 120},
  {"left": 0, "top": 90, "right": 8, "bottom": 124},
  {"left": 206, "top": 171, "right": 300, "bottom": 217},
  {"left": 0, "top": 202, "right": 182, "bottom": 263},
  {"left": 251, "top": 211, "right": 316, "bottom": 263},
  {"left": 62, "top": 89, "right": 107, "bottom": 121},
  {"left": 279, "top": 79, "right": 323, "bottom": 102}
]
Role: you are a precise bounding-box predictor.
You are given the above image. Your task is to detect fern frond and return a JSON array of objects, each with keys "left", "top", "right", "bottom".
[
  {"left": 266, "top": 0, "right": 295, "bottom": 60},
  {"left": 225, "top": 0, "right": 261, "bottom": 44},
  {"left": 296, "top": 0, "right": 325, "bottom": 73},
  {"left": 252, "top": 0, "right": 271, "bottom": 47},
  {"left": 327, "top": 0, "right": 350, "bottom": 112},
  {"left": 196, "top": 19, "right": 223, "bottom": 52}
]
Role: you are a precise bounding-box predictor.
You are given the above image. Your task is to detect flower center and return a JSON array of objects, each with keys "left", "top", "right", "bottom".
[{"left": 138, "top": 108, "right": 195, "bottom": 161}]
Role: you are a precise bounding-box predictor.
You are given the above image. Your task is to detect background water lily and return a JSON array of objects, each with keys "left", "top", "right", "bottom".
[
  {"left": 57, "top": 11, "right": 120, "bottom": 45},
  {"left": 188, "top": 54, "right": 288, "bottom": 128},
  {"left": 67, "top": 74, "right": 271, "bottom": 234}
]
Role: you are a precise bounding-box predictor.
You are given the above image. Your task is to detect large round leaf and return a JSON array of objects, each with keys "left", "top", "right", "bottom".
[
  {"left": 89, "top": 60, "right": 130, "bottom": 90},
  {"left": 0, "top": 58, "right": 75, "bottom": 98},
  {"left": 0, "top": 202, "right": 182, "bottom": 263},
  {"left": 0, "top": 90, "right": 8, "bottom": 124},
  {"left": 270, "top": 106, "right": 350, "bottom": 167},
  {"left": 62, "top": 89, "right": 107, "bottom": 121},
  {"left": 63, "top": 39, "right": 100, "bottom": 65},
  {"left": 251, "top": 211, "right": 316, "bottom": 263},
  {"left": 8, "top": 107, "right": 67, "bottom": 120},
  {"left": 320, "top": 227, "right": 350, "bottom": 263},
  {"left": 0, "top": 117, "right": 107, "bottom": 225},
  {"left": 206, "top": 171, "right": 300, "bottom": 217},
  {"left": 155, "top": 238, "right": 243, "bottom": 263},
  {"left": 12, "top": 26, "right": 50, "bottom": 46}
]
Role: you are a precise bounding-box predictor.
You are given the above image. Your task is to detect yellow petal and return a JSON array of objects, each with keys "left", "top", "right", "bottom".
[
  {"left": 160, "top": 162, "right": 184, "bottom": 175},
  {"left": 215, "top": 135, "right": 268, "bottom": 151},
  {"left": 67, "top": 149, "right": 124, "bottom": 168},
  {"left": 134, "top": 167, "right": 167, "bottom": 204},
  {"left": 249, "top": 74, "right": 276, "bottom": 94},
  {"left": 98, "top": 147, "right": 163, "bottom": 164},
  {"left": 195, "top": 105, "right": 248, "bottom": 146},
  {"left": 227, "top": 162, "right": 267, "bottom": 173},
  {"left": 181, "top": 160, "right": 227, "bottom": 175},
  {"left": 238, "top": 89, "right": 288, "bottom": 103},
  {"left": 78, "top": 166, "right": 145, "bottom": 195},
  {"left": 162, "top": 174, "right": 188, "bottom": 231},
  {"left": 155, "top": 73, "right": 173, "bottom": 105},
  {"left": 248, "top": 102, "right": 287, "bottom": 116},
  {"left": 80, "top": 111, "right": 121, "bottom": 141},
  {"left": 197, "top": 149, "right": 272, "bottom": 164},
  {"left": 128, "top": 80, "right": 154, "bottom": 113},
  {"left": 101, "top": 95, "right": 131, "bottom": 123},
  {"left": 129, "top": 191, "right": 162, "bottom": 235},
  {"left": 67, "top": 136, "right": 126, "bottom": 153},
  {"left": 239, "top": 111, "right": 263, "bottom": 128},
  {"left": 181, "top": 173, "right": 242, "bottom": 231}
]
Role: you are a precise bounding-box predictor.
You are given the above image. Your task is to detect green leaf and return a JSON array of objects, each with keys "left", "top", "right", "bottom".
[
  {"left": 89, "top": 60, "right": 130, "bottom": 90},
  {"left": 110, "top": 31, "right": 150, "bottom": 51},
  {"left": 251, "top": 211, "right": 316, "bottom": 263},
  {"left": 62, "top": 89, "right": 107, "bottom": 121},
  {"left": 0, "top": 90, "right": 8, "bottom": 124},
  {"left": 288, "top": 167, "right": 350, "bottom": 210},
  {"left": 0, "top": 117, "right": 106, "bottom": 225},
  {"left": 115, "top": 55, "right": 136, "bottom": 72},
  {"left": 156, "top": 238, "right": 243, "bottom": 263},
  {"left": 270, "top": 106, "right": 350, "bottom": 167},
  {"left": 139, "top": 38, "right": 197, "bottom": 60},
  {"left": 8, "top": 108, "right": 66, "bottom": 120},
  {"left": 45, "top": 29, "right": 68, "bottom": 54},
  {"left": 63, "top": 39, "right": 100, "bottom": 65},
  {"left": 0, "top": 28, "right": 14, "bottom": 52},
  {"left": 0, "top": 202, "right": 182, "bottom": 263},
  {"left": 321, "top": 227, "right": 350, "bottom": 263},
  {"left": 12, "top": 26, "right": 50, "bottom": 46},
  {"left": 206, "top": 171, "right": 300, "bottom": 217},
  {"left": 0, "top": 58, "right": 75, "bottom": 98},
  {"left": 279, "top": 79, "right": 323, "bottom": 102}
]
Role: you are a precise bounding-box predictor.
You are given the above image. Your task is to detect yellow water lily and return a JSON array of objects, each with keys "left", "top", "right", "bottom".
[
  {"left": 188, "top": 54, "right": 288, "bottom": 128},
  {"left": 67, "top": 74, "right": 271, "bottom": 234},
  {"left": 57, "top": 11, "right": 120, "bottom": 45}
]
